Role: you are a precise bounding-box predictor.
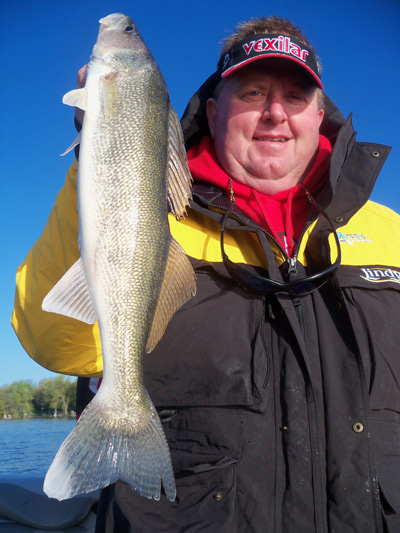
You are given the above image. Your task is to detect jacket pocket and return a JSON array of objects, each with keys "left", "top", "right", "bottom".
[
  {"left": 374, "top": 437, "right": 400, "bottom": 531},
  {"left": 338, "top": 268, "right": 400, "bottom": 412},
  {"left": 105, "top": 453, "right": 238, "bottom": 533},
  {"left": 370, "top": 411, "right": 400, "bottom": 528}
]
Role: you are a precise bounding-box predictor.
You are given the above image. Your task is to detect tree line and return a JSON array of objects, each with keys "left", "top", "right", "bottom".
[{"left": 0, "top": 376, "right": 77, "bottom": 419}]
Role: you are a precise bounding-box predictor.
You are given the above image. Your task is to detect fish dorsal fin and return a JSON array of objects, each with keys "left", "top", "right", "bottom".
[
  {"left": 146, "top": 238, "right": 196, "bottom": 353},
  {"left": 167, "top": 106, "right": 193, "bottom": 219},
  {"left": 62, "top": 88, "right": 88, "bottom": 111},
  {"left": 42, "top": 258, "right": 97, "bottom": 324}
]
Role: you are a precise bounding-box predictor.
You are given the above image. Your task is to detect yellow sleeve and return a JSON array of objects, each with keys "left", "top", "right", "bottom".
[{"left": 11, "top": 160, "right": 103, "bottom": 377}]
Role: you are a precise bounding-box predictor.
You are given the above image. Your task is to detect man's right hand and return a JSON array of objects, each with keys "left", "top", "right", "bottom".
[{"left": 75, "top": 64, "right": 88, "bottom": 128}]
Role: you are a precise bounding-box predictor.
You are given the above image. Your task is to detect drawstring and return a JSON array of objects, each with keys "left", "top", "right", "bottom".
[{"left": 228, "top": 176, "right": 236, "bottom": 205}]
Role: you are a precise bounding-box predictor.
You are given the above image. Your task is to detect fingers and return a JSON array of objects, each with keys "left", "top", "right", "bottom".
[
  {"left": 75, "top": 65, "right": 87, "bottom": 127},
  {"left": 77, "top": 64, "right": 88, "bottom": 89}
]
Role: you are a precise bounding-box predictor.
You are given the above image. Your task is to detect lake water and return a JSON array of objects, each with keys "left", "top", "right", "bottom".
[{"left": 0, "top": 418, "right": 76, "bottom": 476}]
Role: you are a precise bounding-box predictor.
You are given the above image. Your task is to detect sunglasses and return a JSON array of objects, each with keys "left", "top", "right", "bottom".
[{"left": 220, "top": 198, "right": 341, "bottom": 297}]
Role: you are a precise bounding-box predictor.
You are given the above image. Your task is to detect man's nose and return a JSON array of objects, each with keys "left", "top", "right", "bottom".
[{"left": 262, "top": 96, "right": 287, "bottom": 123}]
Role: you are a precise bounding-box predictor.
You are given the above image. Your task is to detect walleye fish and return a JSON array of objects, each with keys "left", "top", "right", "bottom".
[{"left": 42, "top": 13, "right": 195, "bottom": 501}]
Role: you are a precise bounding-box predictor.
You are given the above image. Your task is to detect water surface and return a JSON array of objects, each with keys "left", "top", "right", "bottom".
[{"left": 0, "top": 418, "right": 75, "bottom": 476}]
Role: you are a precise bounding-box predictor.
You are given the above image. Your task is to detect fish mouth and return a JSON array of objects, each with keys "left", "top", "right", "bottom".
[{"left": 99, "top": 13, "right": 127, "bottom": 27}]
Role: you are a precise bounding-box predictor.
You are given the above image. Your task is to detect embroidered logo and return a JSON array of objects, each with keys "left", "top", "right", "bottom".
[
  {"left": 222, "top": 53, "right": 230, "bottom": 70},
  {"left": 337, "top": 232, "right": 372, "bottom": 245},
  {"left": 242, "top": 35, "right": 309, "bottom": 63},
  {"left": 360, "top": 267, "right": 400, "bottom": 284}
]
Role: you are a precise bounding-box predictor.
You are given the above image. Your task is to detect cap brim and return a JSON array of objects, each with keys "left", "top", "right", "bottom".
[{"left": 222, "top": 53, "right": 324, "bottom": 90}]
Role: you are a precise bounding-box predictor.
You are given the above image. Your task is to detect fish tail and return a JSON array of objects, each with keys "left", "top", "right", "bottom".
[{"left": 43, "top": 396, "right": 176, "bottom": 502}]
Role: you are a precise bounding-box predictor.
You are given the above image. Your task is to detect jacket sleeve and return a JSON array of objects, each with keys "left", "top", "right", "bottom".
[{"left": 11, "top": 160, "right": 104, "bottom": 377}]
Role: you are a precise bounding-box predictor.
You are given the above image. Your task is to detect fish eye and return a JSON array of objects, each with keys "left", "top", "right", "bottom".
[{"left": 125, "top": 26, "right": 134, "bottom": 32}]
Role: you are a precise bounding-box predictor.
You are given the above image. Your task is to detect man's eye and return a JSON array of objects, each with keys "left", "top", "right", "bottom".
[
  {"left": 242, "top": 90, "right": 264, "bottom": 100},
  {"left": 287, "top": 93, "right": 306, "bottom": 103},
  {"left": 289, "top": 89, "right": 311, "bottom": 101}
]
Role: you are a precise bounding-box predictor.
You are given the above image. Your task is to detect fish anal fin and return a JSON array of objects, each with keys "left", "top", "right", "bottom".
[
  {"left": 146, "top": 238, "right": 196, "bottom": 353},
  {"left": 42, "top": 258, "right": 97, "bottom": 324},
  {"left": 167, "top": 106, "right": 193, "bottom": 219}
]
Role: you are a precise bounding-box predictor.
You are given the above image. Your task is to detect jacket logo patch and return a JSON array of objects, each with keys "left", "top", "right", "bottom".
[
  {"left": 338, "top": 232, "right": 372, "bottom": 245},
  {"left": 360, "top": 268, "right": 400, "bottom": 284}
]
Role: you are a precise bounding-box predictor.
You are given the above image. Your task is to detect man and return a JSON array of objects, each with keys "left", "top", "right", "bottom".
[{"left": 12, "top": 15, "right": 400, "bottom": 532}]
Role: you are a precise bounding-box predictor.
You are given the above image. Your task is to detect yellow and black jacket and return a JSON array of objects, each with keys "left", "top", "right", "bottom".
[{"left": 12, "top": 92, "right": 400, "bottom": 531}]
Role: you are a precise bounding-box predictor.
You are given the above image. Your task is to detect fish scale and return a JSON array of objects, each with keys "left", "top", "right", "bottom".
[{"left": 41, "top": 13, "right": 195, "bottom": 502}]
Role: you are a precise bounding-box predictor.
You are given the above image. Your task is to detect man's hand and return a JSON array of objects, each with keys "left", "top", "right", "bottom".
[{"left": 75, "top": 64, "right": 87, "bottom": 128}]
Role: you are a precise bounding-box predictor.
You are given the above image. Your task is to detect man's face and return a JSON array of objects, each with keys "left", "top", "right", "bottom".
[{"left": 206, "top": 60, "right": 324, "bottom": 194}]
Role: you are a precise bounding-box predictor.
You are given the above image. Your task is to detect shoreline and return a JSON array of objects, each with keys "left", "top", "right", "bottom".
[{"left": 1, "top": 413, "right": 76, "bottom": 421}]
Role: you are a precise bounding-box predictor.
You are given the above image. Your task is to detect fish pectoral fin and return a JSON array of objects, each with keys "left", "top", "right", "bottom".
[
  {"left": 42, "top": 258, "right": 97, "bottom": 324},
  {"left": 62, "top": 88, "right": 88, "bottom": 111},
  {"left": 103, "top": 74, "right": 119, "bottom": 121},
  {"left": 61, "top": 131, "right": 81, "bottom": 156},
  {"left": 146, "top": 237, "right": 196, "bottom": 353},
  {"left": 167, "top": 106, "right": 193, "bottom": 220}
]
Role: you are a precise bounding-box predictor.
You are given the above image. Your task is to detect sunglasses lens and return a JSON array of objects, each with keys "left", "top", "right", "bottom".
[
  {"left": 228, "top": 264, "right": 274, "bottom": 295},
  {"left": 226, "top": 259, "right": 331, "bottom": 296}
]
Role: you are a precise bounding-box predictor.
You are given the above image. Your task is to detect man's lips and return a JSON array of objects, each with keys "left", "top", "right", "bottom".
[{"left": 252, "top": 136, "right": 289, "bottom": 142}]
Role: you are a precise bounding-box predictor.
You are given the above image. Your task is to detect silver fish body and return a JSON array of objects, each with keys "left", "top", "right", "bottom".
[{"left": 42, "top": 14, "right": 195, "bottom": 502}]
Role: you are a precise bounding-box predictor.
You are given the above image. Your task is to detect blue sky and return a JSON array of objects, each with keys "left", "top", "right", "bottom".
[{"left": 1, "top": 0, "right": 399, "bottom": 386}]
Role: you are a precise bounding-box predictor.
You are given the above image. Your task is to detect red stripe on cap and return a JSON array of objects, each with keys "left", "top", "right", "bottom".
[{"left": 222, "top": 53, "right": 324, "bottom": 90}]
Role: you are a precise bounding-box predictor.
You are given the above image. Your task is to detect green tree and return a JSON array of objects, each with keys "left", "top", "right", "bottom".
[
  {"left": 0, "top": 387, "right": 8, "bottom": 417},
  {"left": 0, "top": 381, "right": 35, "bottom": 418},
  {"left": 34, "top": 376, "right": 77, "bottom": 416},
  {"left": 0, "top": 376, "right": 77, "bottom": 418},
  {"left": 65, "top": 379, "right": 77, "bottom": 413}
]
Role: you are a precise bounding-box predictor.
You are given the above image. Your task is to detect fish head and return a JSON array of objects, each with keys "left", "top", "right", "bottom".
[
  {"left": 92, "top": 13, "right": 148, "bottom": 65},
  {"left": 98, "top": 13, "right": 139, "bottom": 35}
]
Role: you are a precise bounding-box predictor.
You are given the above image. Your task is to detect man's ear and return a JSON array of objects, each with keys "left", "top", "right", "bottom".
[
  {"left": 206, "top": 98, "right": 218, "bottom": 139},
  {"left": 318, "top": 108, "right": 324, "bottom": 127}
]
